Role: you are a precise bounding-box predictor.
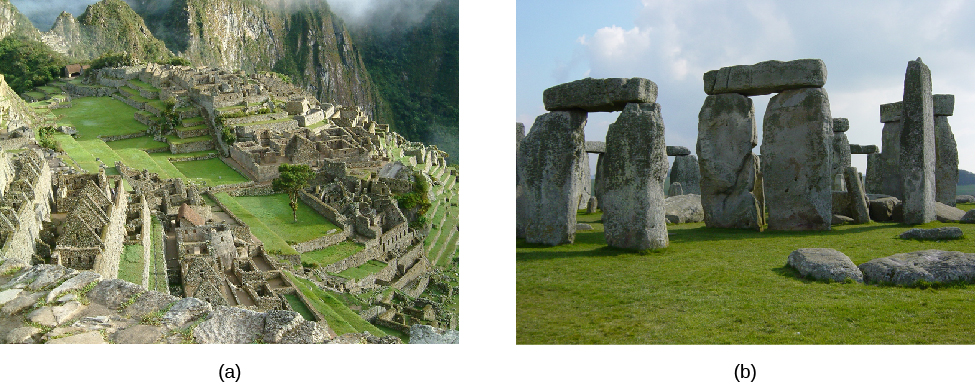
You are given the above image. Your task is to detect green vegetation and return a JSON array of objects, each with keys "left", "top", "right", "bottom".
[
  {"left": 283, "top": 293, "right": 315, "bottom": 321},
  {"left": 56, "top": 97, "right": 146, "bottom": 137},
  {"left": 272, "top": 163, "right": 314, "bottom": 223},
  {"left": 117, "top": 245, "right": 145, "bottom": 285},
  {"left": 106, "top": 136, "right": 169, "bottom": 151},
  {"left": 336, "top": 260, "right": 387, "bottom": 280},
  {"left": 396, "top": 171, "right": 431, "bottom": 229},
  {"left": 88, "top": 52, "right": 137, "bottom": 72},
  {"left": 301, "top": 241, "right": 365, "bottom": 269},
  {"left": 0, "top": 36, "right": 68, "bottom": 94},
  {"left": 214, "top": 192, "right": 339, "bottom": 255},
  {"left": 284, "top": 270, "right": 386, "bottom": 337},
  {"left": 213, "top": 192, "right": 295, "bottom": 255},
  {"left": 221, "top": 126, "right": 237, "bottom": 144},
  {"left": 517, "top": 211, "right": 975, "bottom": 344},
  {"left": 172, "top": 158, "right": 247, "bottom": 186}
]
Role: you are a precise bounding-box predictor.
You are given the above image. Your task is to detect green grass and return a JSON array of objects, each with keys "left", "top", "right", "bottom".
[
  {"left": 106, "top": 136, "right": 169, "bottom": 151},
  {"left": 517, "top": 212, "right": 975, "bottom": 344},
  {"left": 336, "top": 260, "right": 387, "bottom": 280},
  {"left": 172, "top": 158, "right": 247, "bottom": 186},
  {"left": 116, "top": 149, "right": 181, "bottom": 179},
  {"left": 301, "top": 241, "right": 365, "bottom": 267},
  {"left": 117, "top": 245, "right": 145, "bottom": 286},
  {"left": 128, "top": 79, "right": 160, "bottom": 93},
  {"left": 283, "top": 293, "right": 316, "bottom": 321},
  {"left": 166, "top": 134, "right": 212, "bottom": 144},
  {"left": 78, "top": 140, "right": 123, "bottom": 166},
  {"left": 284, "top": 271, "right": 386, "bottom": 336},
  {"left": 53, "top": 134, "right": 99, "bottom": 172},
  {"left": 232, "top": 193, "right": 340, "bottom": 243},
  {"left": 236, "top": 117, "right": 293, "bottom": 127},
  {"left": 25, "top": 91, "right": 44, "bottom": 100},
  {"left": 958, "top": 203, "right": 975, "bottom": 212},
  {"left": 213, "top": 192, "right": 296, "bottom": 255},
  {"left": 56, "top": 97, "right": 147, "bottom": 138}
]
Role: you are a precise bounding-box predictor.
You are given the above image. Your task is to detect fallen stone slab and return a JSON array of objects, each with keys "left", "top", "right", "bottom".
[
  {"left": 787, "top": 248, "right": 863, "bottom": 283},
  {"left": 935, "top": 202, "right": 965, "bottom": 222},
  {"left": 962, "top": 210, "right": 975, "bottom": 224},
  {"left": 899, "top": 227, "right": 963, "bottom": 241},
  {"left": 703, "top": 59, "right": 827, "bottom": 96},
  {"left": 122, "top": 289, "right": 177, "bottom": 320},
  {"left": 47, "top": 271, "right": 101, "bottom": 302},
  {"left": 113, "top": 324, "right": 165, "bottom": 344},
  {"left": 4, "top": 326, "right": 40, "bottom": 344},
  {"left": 956, "top": 195, "right": 975, "bottom": 204},
  {"left": 46, "top": 330, "right": 106, "bottom": 344},
  {"left": 664, "top": 194, "right": 705, "bottom": 224},
  {"left": 859, "top": 249, "right": 975, "bottom": 286},
  {"left": 0, "top": 292, "right": 43, "bottom": 316},
  {"left": 543, "top": 78, "right": 658, "bottom": 112},
  {"left": 849, "top": 144, "right": 879, "bottom": 154},
  {"left": 666, "top": 146, "right": 691, "bottom": 156},
  {"left": 161, "top": 297, "right": 212, "bottom": 329},
  {"left": 0, "top": 288, "right": 23, "bottom": 305},
  {"left": 576, "top": 223, "right": 593, "bottom": 231},
  {"left": 832, "top": 214, "right": 854, "bottom": 225},
  {"left": 87, "top": 279, "right": 145, "bottom": 310}
]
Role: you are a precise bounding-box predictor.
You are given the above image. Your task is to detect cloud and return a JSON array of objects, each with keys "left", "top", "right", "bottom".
[
  {"left": 327, "top": 0, "right": 442, "bottom": 32},
  {"left": 9, "top": 0, "right": 101, "bottom": 30}
]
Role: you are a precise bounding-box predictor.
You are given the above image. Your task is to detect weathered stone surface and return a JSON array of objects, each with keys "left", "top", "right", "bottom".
[
  {"left": 900, "top": 58, "right": 936, "bottom": 224},
  {"left": 859, "top": 249, "right": 975, "bottom": 286},
  {"left": 832, "top": 214, "right": 854, "bottom": 225},
  {"left": 832, "top": 118, "right": 849, "bottom": 132},
  {"left": 87, "top": 279, "right": 145, "bottom": 310},
  {"left": 161, "top": 297, "right": 212, "bottom": 329},
  {"left": 933, "top": 94, "right": 954, "bottom": 116},
  {"left": 585, "top": 141, "right": 606, "bottom": 154},
  {"left": 575, "top": 223, "right": 593, "bottom": 231},
  {"left": 957, "top": 195, "right": 975, "bottom": 204},
  {"left": 935, "top": 202, "right": 965, "bottom": 222},
  {"left": 962, "top": 210, "right": 975, "bottom": 224},
  {"left": 664, "top": 194, "right": 705, "bottom": 224},
  {"left": 844, "top": 167, "right": 870, "bottom": 224},
  {"left": 788, "top": 248, "right": 863, "bottom": 283},
  {"left": 869, "top": 120, "right": 904, "bottom": 198},
  {"left": 3, "top": 264, "right": 72, "bottom": 290},
  {"left": 0, "top": 292, "right": 43, "bottom": 316},
  {"left": 666, "top": 146, "right": 691, "bottom": 156},
  {"left": 899, "top": 227, "right": 963, "bottom": 240},
  {"left": 592, "top": 153, "right": 605, "bottom": 205},
  {"left": 864, "top": 153, "right": 882, "bottom": 194},
  {"left": 601, "top": 103, "right": 669, "bottom": 250},
  {"left": 27, "top": 307, "right": 57, "bottom": 328},
  {"left": 669, "top": 154, "right": 701, "bottom": 195},
  {"left": 935, "top": 115, "right": 958, "bottom": 206},
  {"left": 52, "top": 301, "right": 84, "bottom": 325},
  {"left": 697, "top": 93, "right": 762, "bottom": 229},
  {"left": 4, "top": 326, "right": 39, "bottom": 344},
  {"left": 667, "top": 182, "right": 683, "bottom": 197},
  {"left": 516, "top": 111, "right": 588, "bottom": 244},
  {"left": 46, "top": 330, "right": 106, "bottom": 344},
  {"left": 832, "top": 131, "right": 851, "bottom": 183},
  {"left": 543, "top": 78, "right": 658, "bottom": 112},
  {"left": 193, "top": 306, "right": 266, "bottom": 344},
  {"left": 761, "top": 87, "right": 833, "bottom": 230},
  {"left": 585, "top": 196, "right": 598, "bottom": 214},
  {"left": 47, "top": 271, "right": 101, "bottom": 302},
  {"left": 0, "top": 288, "right": 22, "bottom": 305},
  {"left": 113, "top": 324, "right": 164, "bottom": 344},
  {"left": 122, "top": 290, "right": 177, "bottom": 320},
  {"left": 409, "top": 324, "right": 459, "bottom": 344},
  {"left": 849, "top": 144, "right": 879, "bottom": 154},
  {"left": 703, "top": 59, "right": 827, "bottom": 96},
  {"left": 880, "top": 102, "right": 902, "bottom": 123}
]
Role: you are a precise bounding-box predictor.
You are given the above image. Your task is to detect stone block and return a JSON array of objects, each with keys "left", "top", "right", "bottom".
[
  {"left": 860, "top": 250, "right": 975, "bottom": 286},
  {"left": 669, "top": 155, "right": 701, "bottom": 195},
  {"left": 899, "top": 58, "right": 936, "bottom": 224},
  {"left": 935, "top": 115, "right": 958, "bottom": 206},
  {"left": 761, "top": 87, "right": 833, "bottom": 230},
  {"left": 832, "top": 118, "right": 849, "bottom": 132},
  {"left": 703, "top": 59, "right": 827, "bottom": 96},
  {"left": 844, "top": 167, "right": 870, "bottom": 224},
  {"left": 666, "top": 146, "right": 691, "bottom": 156},
  {"left": 831, "top": 132, "right": 851, "bottom": 182},
  {"left": 934, "top": 94, "right": 954, "bottom": 116},
  {"left": 516, "top": 111, "right": 588, "bottom": 244},
  {"left": 849, "top": 144, "right": 879, "bottom": 154},
  {"left": 585, "top": 141, "right": 606, "bottom": 154},
  {"left": 543, "top": 78, "right": 658, "bottom": 112},
  {"left": 880, "top": 102, "right": 902, "bottom": 123},
  {"left": 601, "top": 103, "right": 669, "bottom": 250},
  {"left": 787, "top": 248, "right": 863, "bottom": 283},
  {"left": 697, "top": 93, "right": 762, "bottom": 229}
]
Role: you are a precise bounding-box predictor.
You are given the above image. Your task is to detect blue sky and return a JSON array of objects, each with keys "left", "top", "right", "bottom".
[{"left": 517, "top": 0, "right": 975, "bottom": 175}]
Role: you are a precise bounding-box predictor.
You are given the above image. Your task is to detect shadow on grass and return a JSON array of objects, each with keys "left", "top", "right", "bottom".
[{"left": 667, "top": 222, "right": 912, "bottom": 244}]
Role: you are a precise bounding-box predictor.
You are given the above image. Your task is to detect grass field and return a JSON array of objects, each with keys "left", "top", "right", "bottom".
[
  {"left": 336, "top": 260, "right": 387, "bottom": 280},
  {"left": 517, "top": 211, "right": 975, "bottom": 344},
  {"left": 283, "top": 293, "right": 316, "bottom": 321},
  {"left": 56, "top": 97, "right": 146, "bottom": 138},
  {"left": 301, "top": 241, "right": 365, "bottom": 267},
  {"left": 117, "top": 245, "right": 145, "bottom": 286},
  {"left": 232, "top": 193, "right": 340, "bottom": 243},
  {"left": 173, "top": 158, "right": 248, "bottom": 185},
  {"left": 284, "top": 271, "right": 386, "bottom": 336}
]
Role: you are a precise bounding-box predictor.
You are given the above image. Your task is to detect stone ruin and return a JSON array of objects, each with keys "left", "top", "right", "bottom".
[
  {"left": 518, "top": 77, "right": 669, "bottom": 249},
  {"left": 50, "top": 171, "right": 128, "bottom": 279},
  {"left": 863, "top": 59, "right": 958, "bottom": 223},
  {"left": 0, "top": 150, "right": 53, "bottom": 271}
]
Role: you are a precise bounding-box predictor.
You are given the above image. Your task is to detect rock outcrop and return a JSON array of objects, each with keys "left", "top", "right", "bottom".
[{"left": 787, "top": 248, "right": 863, "bottom": 283}]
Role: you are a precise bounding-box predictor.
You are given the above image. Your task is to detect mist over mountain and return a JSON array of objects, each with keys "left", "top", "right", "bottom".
[{"left": 9, "top": 0, "right": 101, "bottom": 30}]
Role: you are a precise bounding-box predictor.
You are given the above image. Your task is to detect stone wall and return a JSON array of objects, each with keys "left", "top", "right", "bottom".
[
  {"left": 323, "top": 244, "right": 379, "bottom": 274},
  {"left": 92, "top": 180, "right": 127, "bottom": 279},
  {"left": 140, "top": 196, "right": 151, "bottom": 288},
  {"left": 170, "top": 139, "right": 215, "bottom": 154},
  {"left": 223, "top": 111, "right": 288, "bottom": 126},
  {"left": 299, "top": 191, "right": 351, "bottom": 229},
  {"left": 226, "top": 184, "right": 274, "bottom": 197},
  {"left": 0, "top": 150, "right": 52, "bottom": 271},
  {"left": 65, "top": 82, "right": 117, "bottom": 97},
  {"left": 293, "top": 230, "right": 348, "bottom": 254},
  {"left": 100, "top": 131, "right": 148, "bottom": 142}
]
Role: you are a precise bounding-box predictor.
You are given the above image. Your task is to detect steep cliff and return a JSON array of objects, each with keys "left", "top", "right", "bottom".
[
  {"left": 129, "top": 0, "right": 382, "bottom": 119},
  {"left": 0, "top": 0, "right": 40, "bottom": 41},
  {"left": 42, "top": 0, "right": 173, "bottom": 62}
]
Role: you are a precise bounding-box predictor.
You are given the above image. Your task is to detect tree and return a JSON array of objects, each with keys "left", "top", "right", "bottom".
[{"left": 272, "top": 163, "right": 313, "bottom": 222}]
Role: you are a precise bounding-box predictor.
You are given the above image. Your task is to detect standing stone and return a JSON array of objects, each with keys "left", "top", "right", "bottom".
[
  {"left": 516, "top": 111, "right": 588, "bottom": 244},
  {"left": 601, "top": 103, "right": 669, "bottom": 250},
  {"left": 668, "top": 182, "right": 683, "bottom": 197},
  {"left": 761, "top": 87, "right": 833, "bottom": 230},
  {"left": 933, "top": 94, "right": 958, "bottom": 206},
  {"left": 592, "top": 153, "right": 605, "bottom": 204},
  {"left": 576, "top": 156, "right": 591, "bottom": 209},
  {"left": 831, "top": 118, "right": 851, "bottom": 186},
  {"left": 864, "top": 152, "right": 882, "bottom": 194},
  {"left": 585, "top": 196, "right": 598, "bottom": 214},
  {"left": 899, "top": 58, "right": 936, "bottom": 224},
  {"left": 844, "top": 167, "right": 870, "bottom": 224},
  {"left": 669, "top": 155, "right": 701, "bottom": 195},
  {"left": 867, "top": 102, "right": 904, "bottom": 197},
  {"left": 697, "top": 93, "right": 762, "bottom": 229}
]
